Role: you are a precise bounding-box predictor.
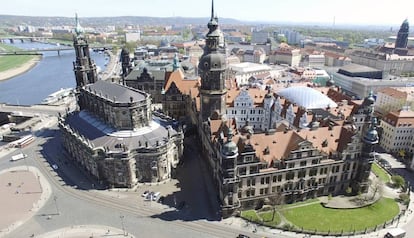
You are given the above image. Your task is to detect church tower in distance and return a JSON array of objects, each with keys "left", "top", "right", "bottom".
[
  {"left": 199, "top": 0, "right": 227, "bottom": 121},
  {"left": 73, "top": 14, "right": 98, "bottom": 89}
]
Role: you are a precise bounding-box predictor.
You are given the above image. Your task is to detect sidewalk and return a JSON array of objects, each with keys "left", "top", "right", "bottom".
[{"left": 36, "top": 225, "right": 136, "bottom": 238}]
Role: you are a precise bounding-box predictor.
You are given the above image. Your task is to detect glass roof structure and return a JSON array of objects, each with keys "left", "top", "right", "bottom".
[{"left": 278, "top": 86, "right": 337, "bottom": 109}]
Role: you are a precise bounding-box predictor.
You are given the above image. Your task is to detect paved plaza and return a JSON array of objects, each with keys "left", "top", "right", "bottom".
[
  {"left": 37, "top": 225, "right": 135, "bottom": 238},
  {"left": 0, "top": 166, "right": 51, "bottom": 237}
]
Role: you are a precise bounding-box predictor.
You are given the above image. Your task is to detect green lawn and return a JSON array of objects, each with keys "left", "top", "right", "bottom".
[
  {"left": 241, "top": 210, "right": 261, "bottom": 223},
  {"left": 0, "top": 43, "right": 22, "bottom": 52},
  {"left": 241, "top": 209, "right": 281, "bottom": 227},
  {"left": 280, "top": 198, "right": 319, "bottom": 209},
  {"left": 0, "top": 55, "right": 34, "bottom": 72},
  {"left": 0, "top": 43, "right": 36, "bottom": 72},
  {"left": 258, "top": 210, "right": 281, "bottom": 227},
  {"left": 372, "top": 162, "right": 391, "bottom": 183},
  {"left": 284, "top": 197, "right": 399, "bottom": 232}
]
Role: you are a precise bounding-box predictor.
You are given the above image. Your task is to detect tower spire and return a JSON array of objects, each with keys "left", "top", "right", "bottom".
[
  {"left": 74, "top": 13, "right": 84, "bottom": 36},
  {"left": 211, "top": 0, "right": 214, "bottom": 20}
]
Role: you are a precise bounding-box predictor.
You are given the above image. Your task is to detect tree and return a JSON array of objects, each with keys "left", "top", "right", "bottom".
[
  {"left": 391, "top": 175, "right": 405, "bottom": 190},
  {"left": 268, "top": 192, "right": 284, "bottom": 221},
  {"left": 346, "top": 187, "right": 352, "bottom": 195},
  {"left": 370, "top": 179, "right": 383, "bottom": 201},
  {"left": 124, "top": 41, "right": 137, "bottom": 53}
]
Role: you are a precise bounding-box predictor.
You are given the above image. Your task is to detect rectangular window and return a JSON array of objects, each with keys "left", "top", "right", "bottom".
[
  {"left": 278, "top": 175, "right": 282, "bottom": 182},
  {"left": 239, "top": 167, "right": 247, "bottom": 175},
  {"left": 286, "top": 171, "right": 295, "bottom": 180},
  {"left": 300, "top": 161, "right": 307, "bottom": 167},
  {"left": 309, "top": 168, "right": 317, "bottom": 176},
  {"left": 244, "top": 156, "right": 253, "bottom": 163}
]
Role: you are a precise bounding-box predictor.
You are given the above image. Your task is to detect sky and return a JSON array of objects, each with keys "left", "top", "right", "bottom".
[{"left": 1, "top": 0, "right": 412, "bottom": 26}]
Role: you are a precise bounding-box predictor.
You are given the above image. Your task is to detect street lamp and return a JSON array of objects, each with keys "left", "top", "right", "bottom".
[
  {"left": 119, "top": 214, "right": 127, "bottom": 236},
  {"left": 53, "top": 195, "right": 60, "bottom": 215}
]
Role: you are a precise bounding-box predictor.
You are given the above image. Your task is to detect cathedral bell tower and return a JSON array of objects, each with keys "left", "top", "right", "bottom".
[
  {"left": 72, "top": 14, "right": 98, "bottom": 89},
  {"left": 199, "top": 0, "right": 227, "bottom": 121}
]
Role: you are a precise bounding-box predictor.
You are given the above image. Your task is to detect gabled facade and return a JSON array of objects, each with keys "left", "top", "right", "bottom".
[{"left": 182, "top": 2, "right": 379, "bottom": 218}]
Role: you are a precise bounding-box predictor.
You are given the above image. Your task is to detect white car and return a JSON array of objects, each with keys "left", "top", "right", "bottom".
[
  {"left": 141, "top": 190, "right": 150, "bottom": 197},
  {"left": 52, "top": 164, "right": 58, "bottom": 170},
  {"left": 152, "top": 192, "right": 161, "bottom": 201}
]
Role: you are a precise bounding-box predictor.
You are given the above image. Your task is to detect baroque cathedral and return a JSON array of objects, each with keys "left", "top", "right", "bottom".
[{"left": 59, "top": 15, "right": 183, "bottom": 188}]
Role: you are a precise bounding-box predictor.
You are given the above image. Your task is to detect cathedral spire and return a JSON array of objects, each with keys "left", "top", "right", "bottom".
[
  {"left": 211, "top": 0, "right": 214, "bottom": 20},
  {"left": 74, "top": 13, "right": 84, "bottom": 37}
]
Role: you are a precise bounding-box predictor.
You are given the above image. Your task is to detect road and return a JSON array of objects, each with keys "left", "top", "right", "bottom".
[
  {"left": 0, "top": 103, "right": 72, "bottom": 117},
  {"left": 1, "top": 122, "right": 293, "bottom": 238},
  {"left": 376, "top": 152, "right": 414, "bottom": 237}
]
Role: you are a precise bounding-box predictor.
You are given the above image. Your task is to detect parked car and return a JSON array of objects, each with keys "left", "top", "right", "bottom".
[
  {"left": 152, "top": 192, "right": 161, "bottom": 201},
  {"left": 237, "top": 234, "right": 250, "bottom": 238},
  {"left": 158, "top": 196, "right": 165, "bottom": 204},
  {"left": 141, "top": 190, "right": 150, "bottom": 197},
  {"left": 384, "top": 228, "right": 406, "bottom": 238},
  {"left": 378, "top": 158, "right": 391, "bottom": 168},
  {"left": 52, "top": 164, "right": 58, "bottom": 170},
  {"left": 144, "top": 192, "right": 154, "bottom": 201}
]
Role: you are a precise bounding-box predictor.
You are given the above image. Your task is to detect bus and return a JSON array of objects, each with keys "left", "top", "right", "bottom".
[
  {"left": 10, "top": 135, "right": 35, "bottom": 148},
  {"left": 10, "top": 153, "right": 27, "bottom": 162}
]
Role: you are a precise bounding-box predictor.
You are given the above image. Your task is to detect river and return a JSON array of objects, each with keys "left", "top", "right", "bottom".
[{"left": 0, "top": 41, "right": 108, "bottom": 105}]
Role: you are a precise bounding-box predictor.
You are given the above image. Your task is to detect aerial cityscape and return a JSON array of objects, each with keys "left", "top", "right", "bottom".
[{"left": 1, "top": 1, "right": 414, "bottom": 238}]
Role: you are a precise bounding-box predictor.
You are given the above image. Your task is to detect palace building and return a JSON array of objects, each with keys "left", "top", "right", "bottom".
[
  {"left": 59, "top": 15, "right": 183, "bottom": 188},
  {"left": 162, "top": 1, "right": 379, "bottom": 217}
]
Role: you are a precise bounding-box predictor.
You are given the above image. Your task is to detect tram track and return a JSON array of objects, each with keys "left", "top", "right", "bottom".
[{"left": 29, "top": 137, "right": 250, "bottom": 238}]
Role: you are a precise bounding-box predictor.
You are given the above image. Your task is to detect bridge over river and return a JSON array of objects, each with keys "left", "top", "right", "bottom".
[{"left": 0, "top": 45, "right": 113, "bottom": 56}]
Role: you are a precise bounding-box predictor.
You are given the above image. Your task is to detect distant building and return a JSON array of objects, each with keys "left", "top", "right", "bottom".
[
  {"left": 243, "top": 48, "right": 266, "bottom": 64},
  {"left": 380, "top": 109, "right": 414, "bottom": 154},
  {"left": 350, "top": 49, "right": 414, "bottom": 76},
  {"left": 324, "top": 52, "right": 352, "bottom": 67},
  {"left": 269, "top": 43, "right": 301, "bottom": 67},
  {"left": 125, "top": 32, "right": 141, "bottom": 42},
  {"left": 395, "top": 19, "right": 409, "bottom": 49},
  {"left": 328, "top": 66, "right": 414, "bottom": 99},
  {"left": 278, "top": 29, "right": 302, "bottom": 45},
  {"left": 338, "top": 64, "right": 383, "bottom": 79},
  {"left": 307, "top": 54, "right": 325, "bottom": 68},
  {"left": 228, "top": 62, "right": 273, "bottom": 86},
  {"left": 125, "top": 58, "right": 176, "bottom": 103},
  {"left": 375, "top": 87, "right": 408, "bottom": 116},
  {"left": 251, "top": 30, "right": 270, "bottom": 44}
]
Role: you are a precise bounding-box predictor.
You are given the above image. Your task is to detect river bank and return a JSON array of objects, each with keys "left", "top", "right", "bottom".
[{"left": 0, "top": 55, "right": 41, "bottom": 81}]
